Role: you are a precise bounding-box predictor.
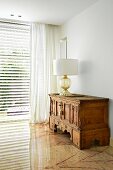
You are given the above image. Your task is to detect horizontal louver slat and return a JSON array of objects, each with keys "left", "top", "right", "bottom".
[{"left": 0, "top": 21, "right": 30, "bottom": 116}]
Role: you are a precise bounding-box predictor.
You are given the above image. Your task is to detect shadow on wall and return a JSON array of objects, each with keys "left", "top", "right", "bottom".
[
  {"left": 77, "top": 60, "right": 94, "bottom": 93},
  {"left": 79, "top": 60, "right": 93, "bottom": 74}
]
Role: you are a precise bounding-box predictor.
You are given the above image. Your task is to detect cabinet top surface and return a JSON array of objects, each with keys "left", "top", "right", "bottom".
[{"left": 49, "top": 93, "right": 109, "bottom": 101}]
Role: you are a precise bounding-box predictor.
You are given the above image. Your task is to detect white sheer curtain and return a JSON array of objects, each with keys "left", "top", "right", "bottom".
[{"left": 30, "top": 23, "right": 60, "bottom": 123}]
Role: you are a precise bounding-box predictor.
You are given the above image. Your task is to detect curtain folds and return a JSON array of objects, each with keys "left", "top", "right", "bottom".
[{"left": 30, "top": 23, "right": 60, "bottom": 123}]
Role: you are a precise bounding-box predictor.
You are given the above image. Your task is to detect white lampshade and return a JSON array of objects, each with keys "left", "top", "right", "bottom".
[{"left": 53, "top": 59, "right": 78, "bottom": 76}]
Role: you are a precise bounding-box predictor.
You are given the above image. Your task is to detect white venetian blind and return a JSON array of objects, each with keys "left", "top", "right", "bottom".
[{"left": 0, "top": 21, "right": 30, "bottom": 116}]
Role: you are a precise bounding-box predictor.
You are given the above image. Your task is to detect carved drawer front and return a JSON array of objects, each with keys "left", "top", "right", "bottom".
[
  {"left": 73, "top": 105, "right": 79, "bottom": 127},
  {"left": 52, "top": 100, "right": 55, "bottom": 114},
  {"left": 52, "top": 99, "right": 58, "bottom": 116},
  {"left": 57, "top": 101, "right": 63, "bottom": 118},
  {"left": 64, "top": 103, "right": 71, "bottom": 121},
  {"left": 50, "top": 98, "right": 53, "bottom": 115},
  {"left": 55, "top": 118, "right": 60, "bottom": 126}
]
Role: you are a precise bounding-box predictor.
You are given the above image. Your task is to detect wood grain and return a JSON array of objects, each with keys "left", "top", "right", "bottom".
[{"left": 49, "top": 93, "right": 110, "bottom": 149}]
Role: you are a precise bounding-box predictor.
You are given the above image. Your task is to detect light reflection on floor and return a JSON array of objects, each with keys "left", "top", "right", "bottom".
[
  {"left": 0, "top": 121, "right": 30, "bottom": 170},
  {"left": 0, "top": 121, "right": 113, "bottom": 170}
]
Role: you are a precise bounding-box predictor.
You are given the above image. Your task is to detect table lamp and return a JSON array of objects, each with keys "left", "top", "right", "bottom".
[{"left": 53, "top": 59, "right": 78, "bottom": 96}]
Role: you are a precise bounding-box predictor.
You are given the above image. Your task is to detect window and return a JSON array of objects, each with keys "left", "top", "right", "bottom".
[{"left": 0, "top": 21, "right": 30, "bottom": 116}]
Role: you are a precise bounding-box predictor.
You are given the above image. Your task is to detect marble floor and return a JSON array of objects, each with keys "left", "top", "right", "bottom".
[{"left": 0, "top": 121, "right": 113, "bottom": 170}]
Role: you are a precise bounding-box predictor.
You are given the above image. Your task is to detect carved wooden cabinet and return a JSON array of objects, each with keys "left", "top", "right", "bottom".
[{"left": 49, "top": 93, "right": 110, "bottom": 149}]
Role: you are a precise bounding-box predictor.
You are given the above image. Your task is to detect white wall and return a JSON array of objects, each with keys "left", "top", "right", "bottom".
[{"left": 61, "top": 0, "right": 113, "bottom": 138}]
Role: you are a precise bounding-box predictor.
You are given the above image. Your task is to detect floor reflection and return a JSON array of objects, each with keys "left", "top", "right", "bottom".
[
  {"left": 0, "top": 121, "right": 30, "bottom": 170},
  {"left": 0, "top": 121, "right": 113, "bottom": 170}
]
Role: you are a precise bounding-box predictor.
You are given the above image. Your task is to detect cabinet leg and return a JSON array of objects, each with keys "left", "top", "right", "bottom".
[
  {"left": 54, "top": 124, "right": 57, "bottom": 132},
  {"left": 70, "top": 133, "right": 72, "bottom": 141}
]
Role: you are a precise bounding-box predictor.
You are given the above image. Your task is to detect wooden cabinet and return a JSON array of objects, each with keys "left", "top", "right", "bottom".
[{"left": 49, "top": 93, "right": 110, "bottom": 149}]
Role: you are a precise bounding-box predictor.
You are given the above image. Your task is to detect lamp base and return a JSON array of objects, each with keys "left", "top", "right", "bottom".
[
  {"left": 60, "top": 89, "right": 71, "bottom": 96},
  {"left": 59, "top": 75, "right": 71, "bottom": 96}
]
